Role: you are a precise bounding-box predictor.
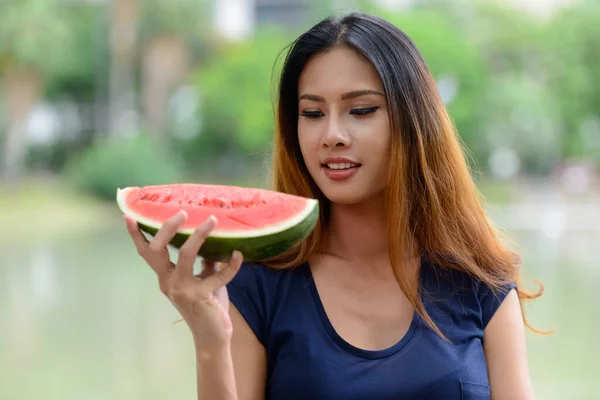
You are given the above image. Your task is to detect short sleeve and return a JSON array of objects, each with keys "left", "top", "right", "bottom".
[
  {"left": 477, "top": 280, "right": 517, "bottom": 328},
  {"left": 226, "top": 263, "right": 270, "bottom": 346}
]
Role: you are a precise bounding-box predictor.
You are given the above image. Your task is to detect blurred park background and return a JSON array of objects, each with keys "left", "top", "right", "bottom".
[{"left": 0, "top": 0, "right": 599, "bottom": 398}]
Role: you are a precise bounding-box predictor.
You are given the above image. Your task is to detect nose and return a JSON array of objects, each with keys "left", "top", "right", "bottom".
[{"left": 322, "top": 116, "right": 351, "bottom": 148}]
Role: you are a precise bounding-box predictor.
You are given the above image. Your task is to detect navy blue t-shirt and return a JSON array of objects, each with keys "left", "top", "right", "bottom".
[{"left": 227, "top": 258, "right": 516, "bottom": 400}]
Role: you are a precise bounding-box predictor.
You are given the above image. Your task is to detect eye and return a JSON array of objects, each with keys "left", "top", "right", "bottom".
[
  {"left": 350, "top": 106, "right": 380, "bottom": 116},
  {"left": 300, "top": 110, "right": 324, "bottom": 119}
]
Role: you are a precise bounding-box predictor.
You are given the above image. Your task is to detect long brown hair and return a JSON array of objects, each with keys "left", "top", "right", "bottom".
[{"left": 263, "top": 12, "right": 544, "bottom": 338}]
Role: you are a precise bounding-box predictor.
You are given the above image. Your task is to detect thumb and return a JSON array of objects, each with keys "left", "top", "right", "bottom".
[
  {"left": 202, "top": 251, "right": 244, "bottom": 292},
  {"left": 197, "top": 258, "right": 219, "bottom": 279}
]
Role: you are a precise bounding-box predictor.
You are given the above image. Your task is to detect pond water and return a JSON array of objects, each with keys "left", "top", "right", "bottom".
[{"left": 1, "top": 204, "right": 598, "bottom": 399}]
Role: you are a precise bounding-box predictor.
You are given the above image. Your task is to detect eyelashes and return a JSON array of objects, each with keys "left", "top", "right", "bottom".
[
  {"left": 300, "top": 106, "right": 380, "bottom": 119},
  {"left": 300, "top": 110, "right": 324, "bottom": 118},
  {"left": 350, "top": 106, "right": 380, "bottom": 116}
]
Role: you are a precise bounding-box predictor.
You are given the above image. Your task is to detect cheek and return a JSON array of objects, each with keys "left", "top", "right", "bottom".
[
  {"left": 298, "top": 122, "right": 321, "bottom": 152},
  {"left": 297, "top": 127, "right": 318, "bottom": 173},
  {"left": 297, "top": 129, "right": 309, "bottom": 162},
  {"left": 357, "top": 117, "right": 391, "bottom": 156},
  {"left": 374, "top": 115, "right": 392, "bottom": 153},
  {"left": 364, "top": 122, "right": 392, "bottom": 178}
]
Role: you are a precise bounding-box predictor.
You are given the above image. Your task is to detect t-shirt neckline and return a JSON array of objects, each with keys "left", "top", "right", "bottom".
[{"left": 301, "top": 261, "right": 421, "bottom": 360}]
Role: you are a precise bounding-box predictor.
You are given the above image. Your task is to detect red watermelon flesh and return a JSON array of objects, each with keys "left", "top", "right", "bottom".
[
  {"left": 117, "top": 184, "right": 319, "bottom": 261},
  {"left": 119, "top": 184, "right": 311, "bottom": 233},
  {"left": 116, "top": 184, "right": 319, "bottom": 261}
]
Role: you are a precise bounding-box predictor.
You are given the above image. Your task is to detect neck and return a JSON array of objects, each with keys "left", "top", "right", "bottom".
[{"left": 320, "top": 195, "right": 389, "bottom": 265}]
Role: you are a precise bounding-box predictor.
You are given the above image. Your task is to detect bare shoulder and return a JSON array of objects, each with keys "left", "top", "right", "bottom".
[
  {"left": 484, "top": 289, "right": 535, "bottom": 400},
  {"left": 229, "top": 304, "right": 267, "bottom": 400}
]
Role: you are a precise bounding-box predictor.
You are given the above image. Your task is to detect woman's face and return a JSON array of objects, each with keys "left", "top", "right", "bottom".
[{"left": 297, "top": 46, "right": 392, "bottom": 205}]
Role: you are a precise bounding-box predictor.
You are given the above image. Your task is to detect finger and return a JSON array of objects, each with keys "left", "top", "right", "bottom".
[
  {"left": 149, "top": 210, "right": 187, "bottom": 252},
  {"left": 202, "top": 250, "right": 243, "bottom": 292},
  {"left": 125, "top": 215, "right": 174, "bottom": 279},
  {"left": 174, "top": 215, "right": 217, "bottom": 280},
  {"left": 197, "top": 259, "right": 219, "bottom": 279},
  {"left": 124, "top": 215, "right": 149, "bottom": 255}
]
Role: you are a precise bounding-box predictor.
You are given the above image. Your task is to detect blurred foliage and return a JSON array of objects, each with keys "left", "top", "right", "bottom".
[
  {"left": 139, "top": 0, "right": 217, "bottom": 62},
  {"left": 2, "top": 0, "right": 600, "bottom": 194},
  {"left": 64, "top": 134, "right": 185, "bottom": 201},
  {"left": 540, "top": 0, "right": 600, "bottom": 159},
  {"left": 462, "top": 0, "right": 600, "bottom": 162},
  {"left": 178, "top": 27, "right": 293, "bottom": 166},
  {"left": 479, "top": 73, "right": 563, "bottom": 174},
  {"left": 0, "top": 0, "right": 77, "bottom": 78},
  {"left": 43, "top": 4, "right": 108, "bottom": 103},
  {"left": 140, "top": 0, "right": 210, "bottom": 36},
  {"left": 27, "top": 139, "right": 76, "bottom": 173}
]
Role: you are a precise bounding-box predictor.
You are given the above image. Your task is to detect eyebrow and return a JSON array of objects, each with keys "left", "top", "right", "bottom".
[{"left": 298, "top": 89, "right": 384, "bottom": 102}]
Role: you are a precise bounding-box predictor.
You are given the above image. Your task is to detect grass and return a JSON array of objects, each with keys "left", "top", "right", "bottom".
[{"left": 0, "top": 176, "right": 118, "bottom": 239}]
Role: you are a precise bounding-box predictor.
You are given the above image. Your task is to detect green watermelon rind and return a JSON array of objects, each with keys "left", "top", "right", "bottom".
[{"left": 117, "top": 187, "right": 319, "bottom": 262}]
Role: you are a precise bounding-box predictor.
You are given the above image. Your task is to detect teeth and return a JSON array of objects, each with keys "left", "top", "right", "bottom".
[{"left": 327, "top": 163, "right": 358, "bottom": 170}]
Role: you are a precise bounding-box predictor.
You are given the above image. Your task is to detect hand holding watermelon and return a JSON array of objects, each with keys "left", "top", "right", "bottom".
[
  {"left": 124, "top": 210, "right": 244, "bottom": 352},
  {"left": 116, "top": 184, "right": 319, "bottom": 262}
]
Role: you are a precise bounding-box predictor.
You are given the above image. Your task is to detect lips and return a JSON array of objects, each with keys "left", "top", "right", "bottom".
[
  {"left": 321, "top": 157, "right": 362, "bottom": 169},
  {"left": 325, "top": 162, "right": 360, "bottom": 170},
  {"left": 321, "top": 157, "right": 361, "bottom": 181}
]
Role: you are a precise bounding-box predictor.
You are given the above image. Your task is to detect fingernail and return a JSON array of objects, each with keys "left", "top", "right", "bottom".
[
  {"left": 207, "top": 215, "right": 217, "bottom": 225},
  {"left": 177, "top": 210, "right": 187, "bottom": 220}
]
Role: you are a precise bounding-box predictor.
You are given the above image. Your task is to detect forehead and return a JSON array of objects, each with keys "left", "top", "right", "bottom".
[{"left": 298, "top": 46, "right": 384, "bottom": 95}]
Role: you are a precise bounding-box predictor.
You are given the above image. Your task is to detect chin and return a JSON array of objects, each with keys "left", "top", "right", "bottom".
[
  {"left": 308, "top": 168, "right": 386, "bottom": 206},
  {"left": 318, "top": 184, "right": 375, "bottom": 206},
  {"left": 324, "top": 193, "right": 364, "bottom": 205}
]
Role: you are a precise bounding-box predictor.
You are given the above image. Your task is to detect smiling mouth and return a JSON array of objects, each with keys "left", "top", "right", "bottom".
[{"left": 323, "top": 163, "right": 361, "bottom": 170}]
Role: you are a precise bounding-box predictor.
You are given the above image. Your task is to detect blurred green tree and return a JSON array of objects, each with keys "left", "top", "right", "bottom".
[
  {"left": 138, "top": 0, "right": 215, "bottom": 141},
  {"left": 182, "top": 27, "right": 294, "bottom": 174},
  {"left": 0, "top": 0, "right": 76, "bottom": 186},
  {"left": 541, "top": 0, "right": 600, "bottom": 160},
  {"left": 456, "top": 0, "right": 563, "bottom": 173}
]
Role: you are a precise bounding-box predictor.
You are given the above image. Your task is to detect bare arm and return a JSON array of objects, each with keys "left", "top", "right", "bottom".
[
  {"left": 194, "top": 304, "right": 266, "bottom": 400},
  {"left": 196, "top": 345, "right": 238, "bottom": 400},
  {"left": 229, "top": 304, "right": 267, "bottom": 400},
  {"left": 484, "top": 289, "right": 535, "bottom": 400}
]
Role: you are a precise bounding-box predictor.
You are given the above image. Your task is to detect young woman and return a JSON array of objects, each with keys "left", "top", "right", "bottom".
[{"left": 125, "top": 11, "right": 543, "bottom": 400}]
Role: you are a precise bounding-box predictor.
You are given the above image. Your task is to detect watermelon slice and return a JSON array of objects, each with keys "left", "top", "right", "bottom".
[{"left": 116, "top": 183, "right": 319, "bottom": 262}]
